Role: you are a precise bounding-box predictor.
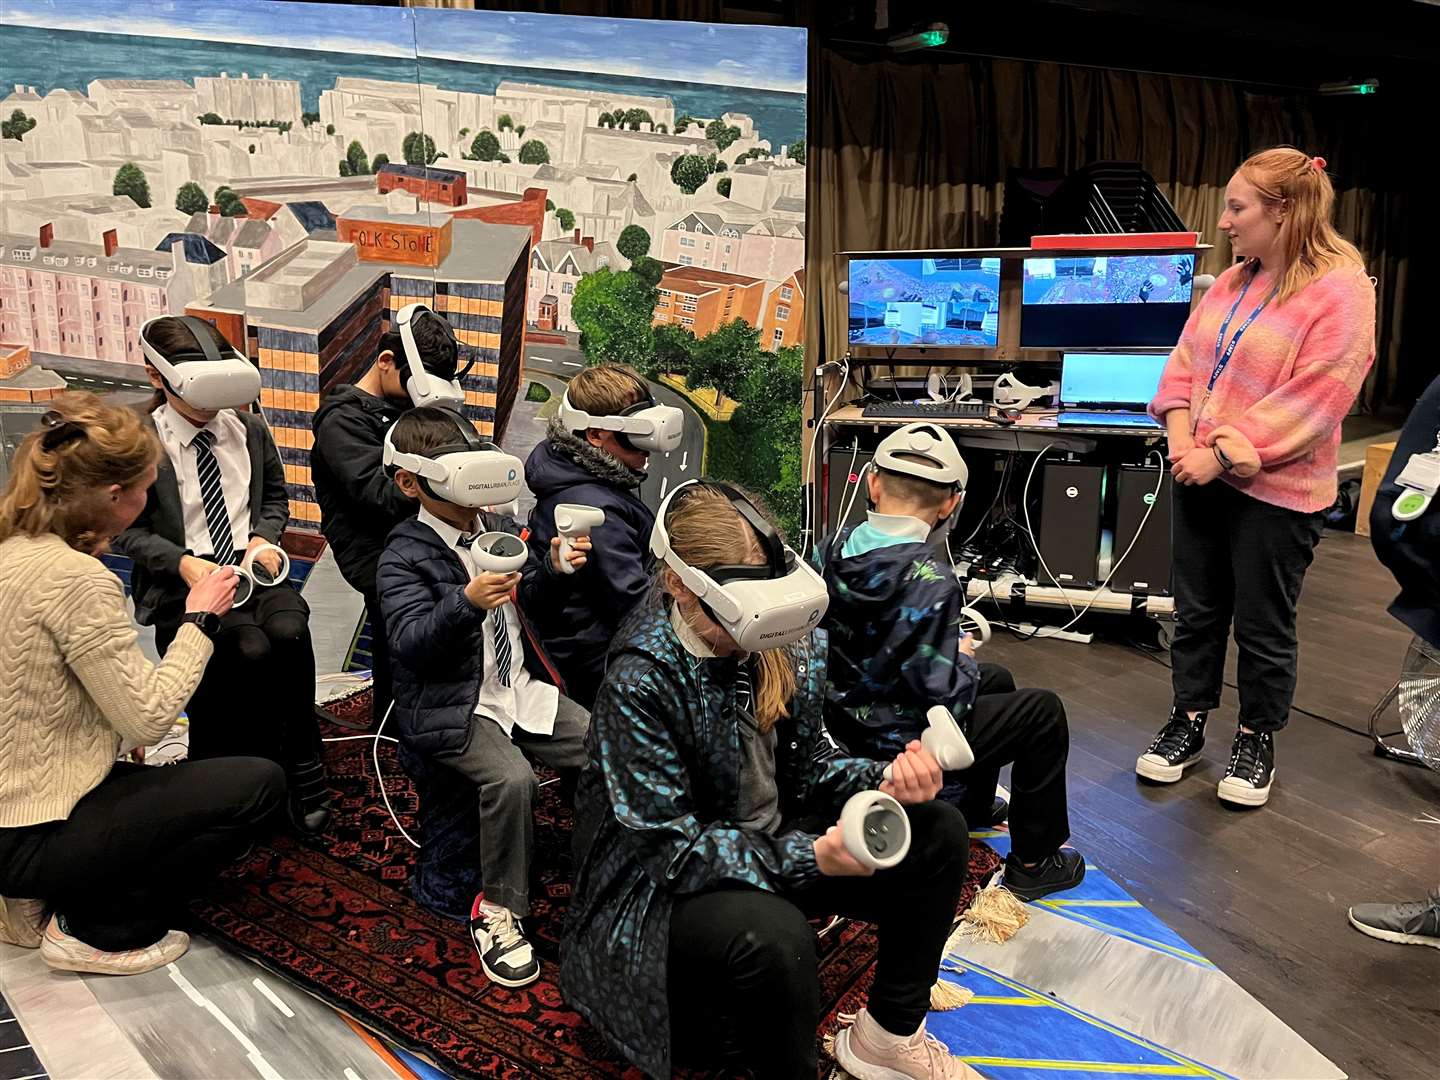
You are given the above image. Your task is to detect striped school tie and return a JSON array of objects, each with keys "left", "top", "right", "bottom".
[
  {"left": 192, "top": 429, "right": 236, "bottom": 564},
  {"left": 491, "top": 608, "right": 513, "bottom": 688}
]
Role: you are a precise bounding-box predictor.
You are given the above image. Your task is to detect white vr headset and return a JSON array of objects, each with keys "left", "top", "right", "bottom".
[
  {"left": 396, "top": 302, "right": 468, "bottom": 409},
  {"left": 874, "top": 422, "right": 969, "bottom": 492},
  {"left": 382, "top": 410, "right": 523, "bottom": 510},
  {"left": 139, "top": 315, "right": 261, "bottom": 411},
  {"left": 993, "top": 371, "right": 1059, "bottom": 410},
  {"left": 558, "top": 387, "right": 684, "bottom": 453},
  {"left": 651, "top": 480, "right": 829, "bottom": 653}
]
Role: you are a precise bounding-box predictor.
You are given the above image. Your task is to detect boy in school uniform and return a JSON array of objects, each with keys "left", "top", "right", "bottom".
[
  {"left": 114, "top": 315, "right": 330, "bottom": 833},
  {"left": 818, "top": 422, "right": 1086, "bottom": 901},
  {"left": 377, "top": 406, "right": 593, "bottom": 988}
]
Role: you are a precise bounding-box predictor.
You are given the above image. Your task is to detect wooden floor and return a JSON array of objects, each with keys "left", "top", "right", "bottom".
[{"left": 981, "top": 529, "right": 1440, "bottom": 1080}]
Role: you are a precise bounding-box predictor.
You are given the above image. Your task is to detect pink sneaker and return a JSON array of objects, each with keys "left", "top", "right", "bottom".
[
  {"left": 0, "top": 896, "right": 46, "bottom": 948},
  {"left": 39, "top": 915, "right": 189, "bottom": 975},
  {"left": 833, "top": 1008, "right": 986, "bottom": 1079}
]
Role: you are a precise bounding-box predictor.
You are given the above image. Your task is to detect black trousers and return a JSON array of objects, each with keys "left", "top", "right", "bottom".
[
  {"left": 668, "top": 800, "right": 969, "bottom": 1079},
  {"left": 0, "top": 759, "right": 285, "bottom": 951},
  {"left": 361, "top": 588, "right": 393, "bottom": 728},
  {"left": 156, "top": 585, "right": 320, "bottom": 769},
  {"left": 1171, "top": 480, "right": 1325, "bottom": 734}
]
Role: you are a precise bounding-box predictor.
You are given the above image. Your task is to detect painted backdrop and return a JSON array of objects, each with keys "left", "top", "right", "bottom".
[{"left": 0, "top": 1, "right": 808, "bottom": 533}]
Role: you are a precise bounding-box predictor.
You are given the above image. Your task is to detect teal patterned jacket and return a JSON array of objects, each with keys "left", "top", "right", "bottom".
[{"left": 559, "top": 602, "right": 885, "bottom": 1078}]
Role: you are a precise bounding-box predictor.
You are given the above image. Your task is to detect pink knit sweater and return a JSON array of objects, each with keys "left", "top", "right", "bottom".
[{"left": 1150, "top": 262, "right": 1375, "bottom": 512}]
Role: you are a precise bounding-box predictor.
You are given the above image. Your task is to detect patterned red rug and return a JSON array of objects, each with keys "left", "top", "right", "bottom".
[{"left": 191, "top": 691, "right": 1000, "bottom": 1079}]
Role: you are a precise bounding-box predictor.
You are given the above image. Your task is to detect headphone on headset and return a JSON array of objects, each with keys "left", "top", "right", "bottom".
[
  {"left": 382, "top": 408, "right": 523, "bottom": 509},
  {"left": 651, "top": 480, "right": 829, "bottom": 652},
  {"left": 139, "top": 315, "right": 261, "bottom": 411}
]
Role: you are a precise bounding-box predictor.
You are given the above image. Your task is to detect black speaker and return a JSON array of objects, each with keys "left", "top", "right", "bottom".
[
  {"left": 825, "top": 446, "right": 873, "bottom": 536},
  {"left": 1037, "top": 463, "right": 1104, "bottom": 588},
  {"left": 1113, "top": 466, "right": 1172, "bottom": 595}
]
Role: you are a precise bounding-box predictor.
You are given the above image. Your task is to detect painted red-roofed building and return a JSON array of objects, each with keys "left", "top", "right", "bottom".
[{"left": 654, "top": 264, "right": 765, "bottom": 337}]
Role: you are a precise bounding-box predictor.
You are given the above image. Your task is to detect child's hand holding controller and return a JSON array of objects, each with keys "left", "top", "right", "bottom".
[
  {"left": 465, "top": 571, "right": 519, "bottom": 610},
  {"left": 548, "top": 534, "right": 592, "bottom": 573}
]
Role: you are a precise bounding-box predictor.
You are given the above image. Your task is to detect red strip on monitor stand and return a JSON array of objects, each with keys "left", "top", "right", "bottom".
[{"left": 1031, "top": 232, "right": 1201, "bottom": 249}]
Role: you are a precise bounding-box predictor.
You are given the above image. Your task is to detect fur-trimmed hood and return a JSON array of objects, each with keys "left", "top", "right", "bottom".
[{"left": 533, "top": 416, "right": 647, "bottom": 492}]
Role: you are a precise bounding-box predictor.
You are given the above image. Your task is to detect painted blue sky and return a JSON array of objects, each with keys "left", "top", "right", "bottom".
[{"left": 0, "top": 0, "right": 807, "bottom": 94}]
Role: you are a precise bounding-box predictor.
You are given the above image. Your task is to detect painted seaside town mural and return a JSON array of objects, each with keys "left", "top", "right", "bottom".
[{"left": 0, "top": 1, "right": 808, "bottom": 533}]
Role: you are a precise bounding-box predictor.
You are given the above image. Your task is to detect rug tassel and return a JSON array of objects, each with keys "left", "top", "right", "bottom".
[
  {"left": 929, "top": 977, "right": 974, "bottom": 1010},
  {"left": 948, "top": 879, "right": 1030, "bottom": 948}
]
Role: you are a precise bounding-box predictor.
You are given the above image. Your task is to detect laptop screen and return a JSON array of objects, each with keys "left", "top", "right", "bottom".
[{"left": 1060, "top": 353, "right": 1169, "bottom": 408}]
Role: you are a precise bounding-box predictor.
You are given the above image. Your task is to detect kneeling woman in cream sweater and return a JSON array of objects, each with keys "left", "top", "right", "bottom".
[{"left": 0, "top": 393, "right": 285, "bottom": 975}]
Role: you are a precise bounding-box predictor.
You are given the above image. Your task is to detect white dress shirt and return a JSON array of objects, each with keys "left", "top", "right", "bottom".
[
  {"left": 416, "top": 507, "right": 558, "bottom": 739},
  {"left": 154, "top": 404, "right": 253, "bottom": 559}
]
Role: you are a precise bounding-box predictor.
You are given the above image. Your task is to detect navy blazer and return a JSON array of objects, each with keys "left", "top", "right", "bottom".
[{"left": 114, "top": 409, "right": 289, "bottom": 626}]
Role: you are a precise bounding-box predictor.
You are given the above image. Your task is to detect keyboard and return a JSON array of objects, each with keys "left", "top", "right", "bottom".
[
  {"left": 1056, "top": 410, "right": 1161, "bottom": 428},
  {"left": 862, "top": 400, "right": 991, "bottom": 420}
]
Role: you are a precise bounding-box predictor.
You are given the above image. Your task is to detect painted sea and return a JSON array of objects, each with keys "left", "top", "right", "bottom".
[{"left": 0, "top": 24, "right": 806, "bottom": 149}]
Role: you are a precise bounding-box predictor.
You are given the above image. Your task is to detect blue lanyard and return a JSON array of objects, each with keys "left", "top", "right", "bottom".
[{"left": 1209, "top": 276, "right": 1277, "bottom": 392}]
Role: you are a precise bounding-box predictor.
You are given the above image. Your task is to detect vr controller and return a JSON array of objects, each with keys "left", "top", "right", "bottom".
[
  {"left": 554, "top": 504, "right": 604, "bottom": 575},
  {"left": 212, "top": 542, "right": 290, "bottom": 608},
  {"left": 471, "top": 532, "right": 528, "bottom": 574}
]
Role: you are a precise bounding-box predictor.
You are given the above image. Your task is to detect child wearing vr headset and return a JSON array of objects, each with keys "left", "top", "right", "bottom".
[
  {"left": 524, "top": 364, "right": 684, "bottom": 708},
  {"left": 818, "top": 422, "right": 1085, "bottom": 902},
  {"left": 375, "top": 406, "right": 594, "bottom": 990},
  {"left": 562, "top": 481, "right": 982, "bottom": 1080},
  {"left": 312, "top": 302, "right": 465, "bottom": 728},
  {"left": 114, "top": 315, "right": 330, "bottom": 835}
]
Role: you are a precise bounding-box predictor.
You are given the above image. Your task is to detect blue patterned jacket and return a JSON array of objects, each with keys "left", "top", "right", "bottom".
[
  {"left": 817, "top": 530, "right": 980, "bottom": 763},
  {"left": 559, "top": 603, "right": 885, "bottom": 1078}
]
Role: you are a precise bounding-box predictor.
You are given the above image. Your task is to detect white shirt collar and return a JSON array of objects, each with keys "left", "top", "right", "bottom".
[
  {"left": 864, "top": 510, "right": 932, "bottom": 543},
  {"left": 670, "top": 603, "right": 718, "bottom": 658},
  {"left": 417, "top": 505, "right": 478, "bottom": 551}
]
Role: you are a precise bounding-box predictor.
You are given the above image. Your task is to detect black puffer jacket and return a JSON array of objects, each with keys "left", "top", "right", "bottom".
[
  {"left": 375, "top": 513, "right": 564, "bottom": 758},
  {"left": 312, "top": 385, "right": 415, "bottom": 595},
  {"left": 524, "top": 419, "right": 656, "bottom": 708}
]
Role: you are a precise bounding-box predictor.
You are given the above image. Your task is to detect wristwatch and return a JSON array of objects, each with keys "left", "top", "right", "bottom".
[
  {"left": 1213, "top": 444, "right": 1235, "bottom": 472},
  {"left": 180, "top": 611, "right": 222, "bottom": 638}
]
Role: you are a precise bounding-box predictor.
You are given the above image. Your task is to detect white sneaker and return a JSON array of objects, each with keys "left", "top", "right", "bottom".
[
  {"left": 833, "top": 1008, "right": 986, "bottom": 1079},
  {"left": 39, "top": 915, "right": 189, "bottom": 975},
  {"left": 469, "top": 895, "right": 540, "bottom": 988},
  {"left": 0, "top": 896, "right": 46, "bottom": 948}
]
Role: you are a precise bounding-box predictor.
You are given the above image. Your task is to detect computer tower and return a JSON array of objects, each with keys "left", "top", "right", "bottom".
[
  {"left": 1112, "top": 466, "right": 1172, "bottom": 595},
  {"left": 825, "top": 446, "right": 874, "bottom": 536},
  {"left": 1037, "top": 463, "right": 1104, "bottom": 588}
]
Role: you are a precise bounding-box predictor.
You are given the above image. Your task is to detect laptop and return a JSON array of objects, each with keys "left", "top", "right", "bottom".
[{"left": 1056, "top": 352, "right": 1167, "bottom": 428}]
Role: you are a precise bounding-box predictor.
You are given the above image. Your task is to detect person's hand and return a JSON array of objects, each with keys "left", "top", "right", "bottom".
[
  {"left": 814, "top": 825, "right": 874, "bottom": 877},
  {"left": 179, "top": 554, "right": 222, "bottom": 588},
  {"left": 465, "top": 571, "right": 519, "bottom": 610},
  {"left": 958, "top": 632, "right": 976, "bottom": 658},
  {"left": 244, "top": 536, "right": 283, "bottom": 577},
  {"left": 1171, "top": 446, "right": 1224, "bottom": 486},
  {"left": 1166, "top": 434, "right": 1195, "bottom": 463},
  {"left": 186, "top": 565, "right": 238, "bottom": 616},
  {"left": 550, "top": 534, "right": 592, "bottom": 573},
  {"left": 879, "top": 740, "right": 943, "bottom": 805}
]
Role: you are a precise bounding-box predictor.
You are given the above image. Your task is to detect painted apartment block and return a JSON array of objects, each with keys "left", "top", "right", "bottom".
[
  {"left": 760, "top": 269, "right": 804, "bottom": 352},
  {"left": 194, "top": 72, "right": 302, "bottom": 125},
  {"left": 658, "top": 213, "right": 804, "bottom": 285},
  {"left": 653, "top": 264, "right": 765, "bottom": 338},
  {"left": 190, "top": 209, "right": 531, "bottom": 528}
]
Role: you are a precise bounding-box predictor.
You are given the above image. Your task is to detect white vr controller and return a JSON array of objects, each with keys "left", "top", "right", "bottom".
[
  {"left": 470, "top": 531, "right": 528, "bottom": 574},
  {"left": 213, "top": 542, "right": 290, "bottom": 608},
  {"left": 554, "top": 503, "right": 604, "bottom": 575},
  {"left": 961, "top": 605, "right": 991, "bottom": 649}
]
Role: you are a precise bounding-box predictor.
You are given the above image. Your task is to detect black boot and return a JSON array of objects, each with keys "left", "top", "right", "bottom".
[{"left": 1135, "top": 707, "right": 1207, "bottom": 783}]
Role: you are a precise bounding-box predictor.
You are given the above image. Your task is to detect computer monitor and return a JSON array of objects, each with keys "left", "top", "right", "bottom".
[
  {"left": 848, "top": 257, "right": 1002, "bottom": 348},
  {"left": 1021, "top": 253, "right": 1195, "bottom": 349},
  {"left": 1059, "top": 352, "right": 1169, "bottom": 408}
]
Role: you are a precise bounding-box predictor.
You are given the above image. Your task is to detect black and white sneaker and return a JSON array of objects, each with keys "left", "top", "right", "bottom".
[
  {"left": 1217, "top": 729, "right": 1275, "bottom": 807},
  {"left": 469, "top": 895, "right": 540, "bottom": 987},
  {"left": 1135, "top": 709, "right": 1207, "bottom": 783}
]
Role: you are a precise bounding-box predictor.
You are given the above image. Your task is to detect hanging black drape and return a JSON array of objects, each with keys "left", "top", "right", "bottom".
[{"left": 805, "top": 49, "right": 1422, "bottom": 411}]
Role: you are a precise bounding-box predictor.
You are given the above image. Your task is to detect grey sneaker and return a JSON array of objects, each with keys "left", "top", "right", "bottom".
[{"left": 1348, "top": 891, "right": 1440, "bottom": 949}]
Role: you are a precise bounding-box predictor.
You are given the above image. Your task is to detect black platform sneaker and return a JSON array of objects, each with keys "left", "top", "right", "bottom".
[
  {"left": 1135, "top": 708, "right": 1207, "bottom": 783},
  {"left": 469, "top": 895, "right": 541, "bottom": 987},
  {"left": 1217, "top": 728, "right": 1275, "bottom": 807}
]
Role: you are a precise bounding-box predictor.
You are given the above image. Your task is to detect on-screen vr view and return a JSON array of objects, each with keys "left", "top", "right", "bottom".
[
  {"left": 848, "top": 257, "right": 1003, "bottom": 347},
  {"left": 1022, "top": 254, "right": 1194, "bottom": 348}
]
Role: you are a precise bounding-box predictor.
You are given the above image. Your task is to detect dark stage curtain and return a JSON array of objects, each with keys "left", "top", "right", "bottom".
[{"left": 805, "top": 50, "right": 1420, "bottom": 411}]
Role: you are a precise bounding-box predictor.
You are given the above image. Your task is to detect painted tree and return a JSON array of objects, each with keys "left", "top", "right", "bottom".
[
  {"left": 346, "top": 140, "right": 369, "bottom": 175},
  {"left": 339, "top": 160, "right": 354, "bottom": 176},
  {"left": 670, "top": 153, "right": 712, "bottom": 195},
  {"left": 788, "top": 141, "right": 806, "bottom": 164},
  {"left": 571, "top": 267, "right": 658, "bottom": 370},
  {"left": 2, "top": 109, "right": 36, "bottom": 141},
  {"left": 325, "top": 123, "right": 335, "bottom": 135},
  {"left": 197, "top": 111, "right": 223, "bottom": 125},
  {"left": 627, "top": 172, "right": 638, "bottom": 182},
  {"left": 402, "top": 131, "right": 438, "bottom": 165},
  {"left": 622, "top": 108, "right": 652, "bottom": 131},
  {"left": 545, "top": 198, "right": 555, "bottom": 212},
  {"left": 470, "top": 130, "right": 501, "bottom": 161},
  {"left": 112, "top": 162, "right": 151, "bottom": 209},
  {"left": 556, "top": 207, "right": 575, "bottom": 233},
  {"left": 215, "top": 186, "right": 247, "bottom": 217},
  {"left": 371, "top": 152, "right": 390, "bottom": 171},
  {"left": 175, "top": 182, "right": 209, "bottom": 215},
  {"left": 629, "top": 256, "right": 663, "bottom": 290},
  {"left": 674, "top": 114, "right": 698, "bottom": 134},
  {"left": 617, "top": 224, "right": 651, "bottom": 261},
  {"left": 497, "top": 113, "right": 514, "bottom": 131},
  {"left": 687, "top": 318, "right": 760, "bottom": 403},
  {"left": 705, "top": 119, "right": 742, "bottom": 152},
  {"left": 651, "top": 323, "right": 696, "bottom": 377},
  {"left": 716, "top": 177, "right": 732, "bottom": 198},
  {"left": 518, "top": 139, "right": 550, "bottom": 165}
]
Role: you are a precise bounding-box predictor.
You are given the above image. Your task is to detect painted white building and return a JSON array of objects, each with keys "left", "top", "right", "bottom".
[
  {"left": 527, "top": 237, "right": 628, "bottom": 332},
  {"left": 195, "top": 73, "right": 303, "bottom": 125}
]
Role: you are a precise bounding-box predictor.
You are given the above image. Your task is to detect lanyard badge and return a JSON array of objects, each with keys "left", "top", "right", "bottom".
[
  {"left": 1192, "top": 275, "right": 1278, "bottom": 434},
  {"left": 1393, "top": 438, "right": 1440, "bottom": 522}
]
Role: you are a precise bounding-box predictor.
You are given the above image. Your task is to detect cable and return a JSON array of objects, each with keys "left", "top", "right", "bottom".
[
  {"left": 1020, "top": 445, "right": 1077, "bottom": 617},
  {"left": 800, "top": 357, "right": 849, "bottom": 556}
]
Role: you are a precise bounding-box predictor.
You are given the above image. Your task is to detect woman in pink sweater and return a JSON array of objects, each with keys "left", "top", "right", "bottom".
[{"left": 1137, "top": 147, "right": 1375, "bottom": 808}]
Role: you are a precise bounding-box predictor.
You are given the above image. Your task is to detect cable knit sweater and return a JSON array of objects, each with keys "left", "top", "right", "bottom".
[
  {"left": 0, "top": 533, "right": 212, "bottom": 827},
  {"left": 1150, "top": 262, "right": 1376, "bottom": 512}
]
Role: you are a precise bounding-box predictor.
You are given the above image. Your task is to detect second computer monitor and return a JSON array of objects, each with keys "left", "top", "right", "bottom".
[
  {"left": 1021, "top": 253, "right": 1195, "bottom": 349},
  {"left": 1059, "top": 352, "right": 1169, "bottom": 408},
  {"left": 849, "top": 256, "right": 1002, "bottom": 348}
]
